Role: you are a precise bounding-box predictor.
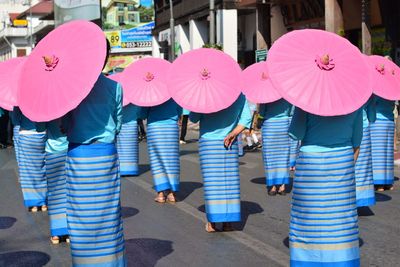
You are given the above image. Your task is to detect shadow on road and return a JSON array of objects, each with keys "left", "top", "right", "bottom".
[
  {"left": 176, "top": 181, "right": 202, "bottom": 201},
  {"left": 125, "top": 238, "right": 173, "bottom": 267},
  {"left": 180, "top": 150, "right": 198, "bottom": 157},
  {"left": 357, "top": 206, "right": 375, "bottom": 216},
  {"left": 197, "top": 201, "right": 264, "bottom": 230},
  {"left": 0, "top": 217, "right": 16, "bottom": 229},
  {"left": 0, "top": 251, "right": 50, "bottom": 266},
  {"left": 283, "top": 237, "right": 364, "bottom": 248},
  {"left": 375, "top": 192, "right": 392, "bottom": 202},
  {"left": 138, "top": 164, "right": 151, "bottom": 174},
  {"left": 121, "top": 207, "right": 139, "bottom": 219}
]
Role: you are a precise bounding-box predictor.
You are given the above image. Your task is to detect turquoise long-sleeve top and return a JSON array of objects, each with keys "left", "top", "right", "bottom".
[
  {"left": 140, "top": 98, "right": 182, "bottom": 125},
  {"left": 289, "top": 108, "right": 363, "bottom": 152},
  {"left": 0, "top": 108, "right": 4, "bottom": 117},
  {"left": 9, "top": 108, "right": 20, "bottom": 126},
  {"left": 63, "top": 74, "right": 123, "bottom": 144},
  {"left": 182, "top": 108, "right": 190, "bottom": 116},
  {"left": 12, "top": 107, "right": 46, "bottom": 132},
  {"left": 259, "top": 98, "right": 291, "bottom": 120},
  {"left": 375, "top": 96, "right": 395, "bottom": 121},
  {"left": 362, "top": 96, "right": 376, "bottom": 127},
  {"left": 189, "top": 94, "right": 252, "bottom": 139},
  {"left": 122, "top": 104, "right": 142, "bottom": 124},
  {"left": 45, "top": 119, "right": 68, "bottom": 153}
]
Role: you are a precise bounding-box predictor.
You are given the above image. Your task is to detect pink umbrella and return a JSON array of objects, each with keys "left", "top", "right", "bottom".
[
  {"left": 109, "top": 73, "right": 130, "bottom": 106},
  {"left": 267, "top": 29, "right": 372, "bottom": 116},
  {"left": 18, "top": 20, "right": 106, "bottom": 122},
  {"left": 368, "top": 55, "right": 400, "bottom": 100},
  {"left": 241, "top": 61, "right": 282, "bottom": 104},
  {"left": 118, "top": 58, "right": 171, "bottom": 107},
  {"left": 167, "top": 48, "right": 242, "bottom": 113},
  {"left": 0, "top": 57, "right": 26, "bottom": 110}
]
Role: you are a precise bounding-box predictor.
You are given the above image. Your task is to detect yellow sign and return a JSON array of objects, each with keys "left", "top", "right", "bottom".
[
  {"left": 105, "top": 31, "right": 121, "bottom": 47},
  {"left": 13, "top": 20, "right": 28, "bottom": 27}
]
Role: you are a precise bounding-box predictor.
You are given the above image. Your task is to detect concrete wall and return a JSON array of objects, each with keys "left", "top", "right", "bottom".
[
  {"left": 271, "top": 5, "right": 287, "bottom": 44},
  {"left": 217, "top": 9, "right": 238, "bottom": 60},
  {"left": 189, "top": 19, "right": 208, "bottom": 50}
]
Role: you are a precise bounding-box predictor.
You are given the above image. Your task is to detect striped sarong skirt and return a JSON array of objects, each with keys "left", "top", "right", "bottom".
[
  {"left": 262, "top": 118, "right": 290, "bottom": 186},
  {"left": 13, "top": 125, "right": 20, "bottom": 165},
  {"left": 290, "top": 148, "right": 360, "bottom": 267},
  {"left": 46, "top": 151, "right": 68, "bottom": 237},
  {"left": 199, "top": 139, "right": 241, "bottom": 223},
  {"left": 370, "top": 119, "right": 395, "bottom": 185},
  {"left": 66, "top": 143, "right": 126, "bottom": 267},
  {"left": 18, "top": 132, "right": 47, "bottom": 207},
  {"left": 147, "top": 123, "right": 180, "bottom": 192},
  {"left": 355, "top": 126, "right": 375, "bottom": 207},
  {"left": 116, "top": 121, "right": 139, "bottom": 176}
]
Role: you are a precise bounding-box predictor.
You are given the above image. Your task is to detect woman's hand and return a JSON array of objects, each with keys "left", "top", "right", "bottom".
[{"left": 224, "top": 125, "right": 246, "bottom": 149}]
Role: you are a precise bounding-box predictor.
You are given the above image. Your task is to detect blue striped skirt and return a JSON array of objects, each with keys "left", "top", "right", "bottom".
[
  {"left": 262, "top": 118, "right": 290, "bottom": 186},
  {"left": 147, "top": 123, "right": 180, "bottom": 192},
  {"left": 116, "top": 121, "right": 139, "bottom": 176},
  {"left": 199, "top": 139, "right": 241, "bottom": 223},
  {"left": 13, "top": 125, "right": 20, "bottom": 165},
  {"left": 370, "top": 119, "right": 395, "bottom": 185},
  {"left": 46, "top": 151, "right": 68, "bottom": 237},
  {"left": 66, "top": 143, "right": 126, "bottom": 267},
  {"left": 18, "top": 133, "right": 47, "bottom": 207},
  {"left": 290, "top": 148, "right": 360, "bottom": 267},
  {"left": 355, "top": 126, "right": 376, "bottom": 207}
]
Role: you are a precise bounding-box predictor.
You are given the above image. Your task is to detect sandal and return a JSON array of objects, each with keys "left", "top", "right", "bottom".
[
  {"left": 222, "top": 223, "right": 235, "bottom": 232},
  {"left": 166, "top": 193, "right": 176, "bottom": 203},
  {"left": 278, "top": 185, "right": 286, "bottom": 196},
  {"left": 41, "top": 205, "right": 48, "bottom": 212},
  {"left": 154, "top": 193, "right": 166, "bottom": 203},
  {"left": 30, "top": 206, "right": 38, "bottom": 213},
  {"left": 50, "top": 236, "right": 60, "bottom": 245},
  {"left": 65, "top": 236, "right": 70, "bottom": 243},
  {"left": 268, "top": 187, "right": 277, "bottom": 196},
  {"left": 205, "top": 222, "right": 217, "bottom": 233},
  {"left": 376, "top": 186, "right": 385, "bottom": 192}
]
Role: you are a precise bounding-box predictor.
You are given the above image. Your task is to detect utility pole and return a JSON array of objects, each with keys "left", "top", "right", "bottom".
[
  {"left": 29, "top": 0, "right": 33, "bottom": 48},
  {"left": 169, "top": 0, "right": 175, "bottom": 61},
  {"left": 361, "top": 0, "right": 371, "bottom": 54},
  {"left": 209, "top": 0, "right": 215, "bottom": 45}
]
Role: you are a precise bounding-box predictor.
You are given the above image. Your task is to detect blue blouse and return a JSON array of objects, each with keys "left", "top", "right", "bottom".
[
  {"left": 63, "top": 74, "right": 123, "bottom": 144},
  {"left": 13, "top": 107, "right": 46, "bottom": 132},
  {"left": 289, "top": 108, "right": 363, "bottom": 152},
  {"left": 189, "top": 94, "right": 252, "bottom": 139},
  {"left": 140, "top": 98, "right": 182, "bottom": 125},
  {"left": 122, "top": 104, "right": 142, "bottom": 124},
  {"left": 375, "top": 96, "right": 395, "bottom": 121},
  {"left": 259, "top": 98, "right": 291, "bottom": 120},
  {"left": 46, "top": 119, "right": 68, "bottom": 154}
]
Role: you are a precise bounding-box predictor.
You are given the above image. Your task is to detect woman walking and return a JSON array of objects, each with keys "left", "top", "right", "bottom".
[
  {"left": 370, "top": 96, "right": 395, "bottom": 191},
  {"left": 259, "top": 99, "right": 292, "bottom": 196},
  {"left": 140, "top": 99, "right": 181, "bottom": 203},
  {"left": 117, "top": 104, "right": 141, "bottom": 176},
  {"left": 289, "top": 108, "right": 363, "bottom": 266},
  {"left": 45, "top": 119, "right": 69, "bottom": 244},
  {"left": 190, "top": 94, "right": 251, "bottom": 232}
]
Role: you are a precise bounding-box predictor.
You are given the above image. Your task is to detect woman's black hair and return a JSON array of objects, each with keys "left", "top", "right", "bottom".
[{"left": 103, "top": 38, "right": 111, "bottom": 70}]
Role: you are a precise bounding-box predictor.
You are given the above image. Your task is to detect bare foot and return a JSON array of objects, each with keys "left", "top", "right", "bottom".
[
  {"left": 278, "top": 184, "right": 286, "bottom": 195},
  {"left": 166, "top": 192, "right": 176, "bottom": 203},
  {"left": 205, "top": 222, "right": 217, "bottom": 233},
  {"left": 41, "top": 205, "right": 48, "bottom": 212},
  {"left": 50, "top": 236, "right": 60, "bottom": 245},
  {"left": 154, "top": 192, "right": 166, "bottom": 203},
  {"left": 268, "top": 186, "right": 277, "bottom": 196}
]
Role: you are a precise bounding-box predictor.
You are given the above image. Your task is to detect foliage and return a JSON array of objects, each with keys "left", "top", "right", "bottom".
[{"left": 202, "top": 43, "right": 223, "bottom": 51}]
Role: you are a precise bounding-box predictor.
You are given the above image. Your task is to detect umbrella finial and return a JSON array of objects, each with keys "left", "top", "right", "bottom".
[
  {"left": 144, "top": 72, "right": 155, "bottom": 82},
  {"left": 261, "top": 72, "right": 268, "bottom": 80},
  {"left": 200, "top": 68, "right": 211, "bottom": 80},
  {"left": 42, "top": 55, "right": 59, "bottom": 71},
  {"left": 375, "top": 64, "right": 385, "bottom": 75},
  {"left": 315, "top": 54, "right": 335, "bottom": 71}
]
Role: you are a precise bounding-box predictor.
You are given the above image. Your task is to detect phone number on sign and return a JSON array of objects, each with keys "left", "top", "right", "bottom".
[{"left": 122, "top": 41, "right": 152, "bottom": 48}]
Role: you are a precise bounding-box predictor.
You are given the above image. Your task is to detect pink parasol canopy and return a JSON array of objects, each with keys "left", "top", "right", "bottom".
[
  {"left": 368, "top": 55, "right": 400, "bottom": 100},
  {"left": 18, "top": 20, "right": 106, "bottom": 122},
  {"left": 108, "top": 73, "right": 130, "bottom": 106},
  {"left": 241, "top": 61, "right": 282, "bottom": 104},
  {"left": 267, "top": 29, "right": 372, "bottom": 116},
  {"left": 0, "top": 57, "right": 26, "bottom": 110},
  {"left": 167, "top": 48, "right": 242, "bottom": 113},
  {"left": 117, "top": 58, "right": 171, "bottom": 107}
]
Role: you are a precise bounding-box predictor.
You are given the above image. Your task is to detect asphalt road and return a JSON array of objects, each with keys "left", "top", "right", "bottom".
[{"left": 0, "top": 130, "right": 399, "bottom": 267}]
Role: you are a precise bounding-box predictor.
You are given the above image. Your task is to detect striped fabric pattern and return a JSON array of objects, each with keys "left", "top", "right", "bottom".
[
  {"left": 18, "top": 133, "right": 47, "bottom": 207},
  {"left": 199, "top": 139, "right": 241, "bottom": 223},
  {"left": 66, "top": 143, "right": 126, "bottom": 267},
  {"left": 290, "top": 148, "right": 360, "bottom": 267},
  {"left": 13, "top": 125, "right": 20, "bottom": 165},
  {"left": 116, "top": 121, "right": 139, "bottom": 176},
  {"left": 355, "top": 126, "right": 376, "bottom": 207},
  {"left": 290, "top": 139, "right": 300, "bottom": 168},
  {"left": 147, "top": 123, "right": 180, "bottom": 192},
  {"left": 262, "top": 118, "right": 290, "bottom": 186},
  {"left": 46, "top": 152, "right": 68, "bottom": 237},
  {"left": 370, "top": 119, "right": 395, "bottom": 185}
]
